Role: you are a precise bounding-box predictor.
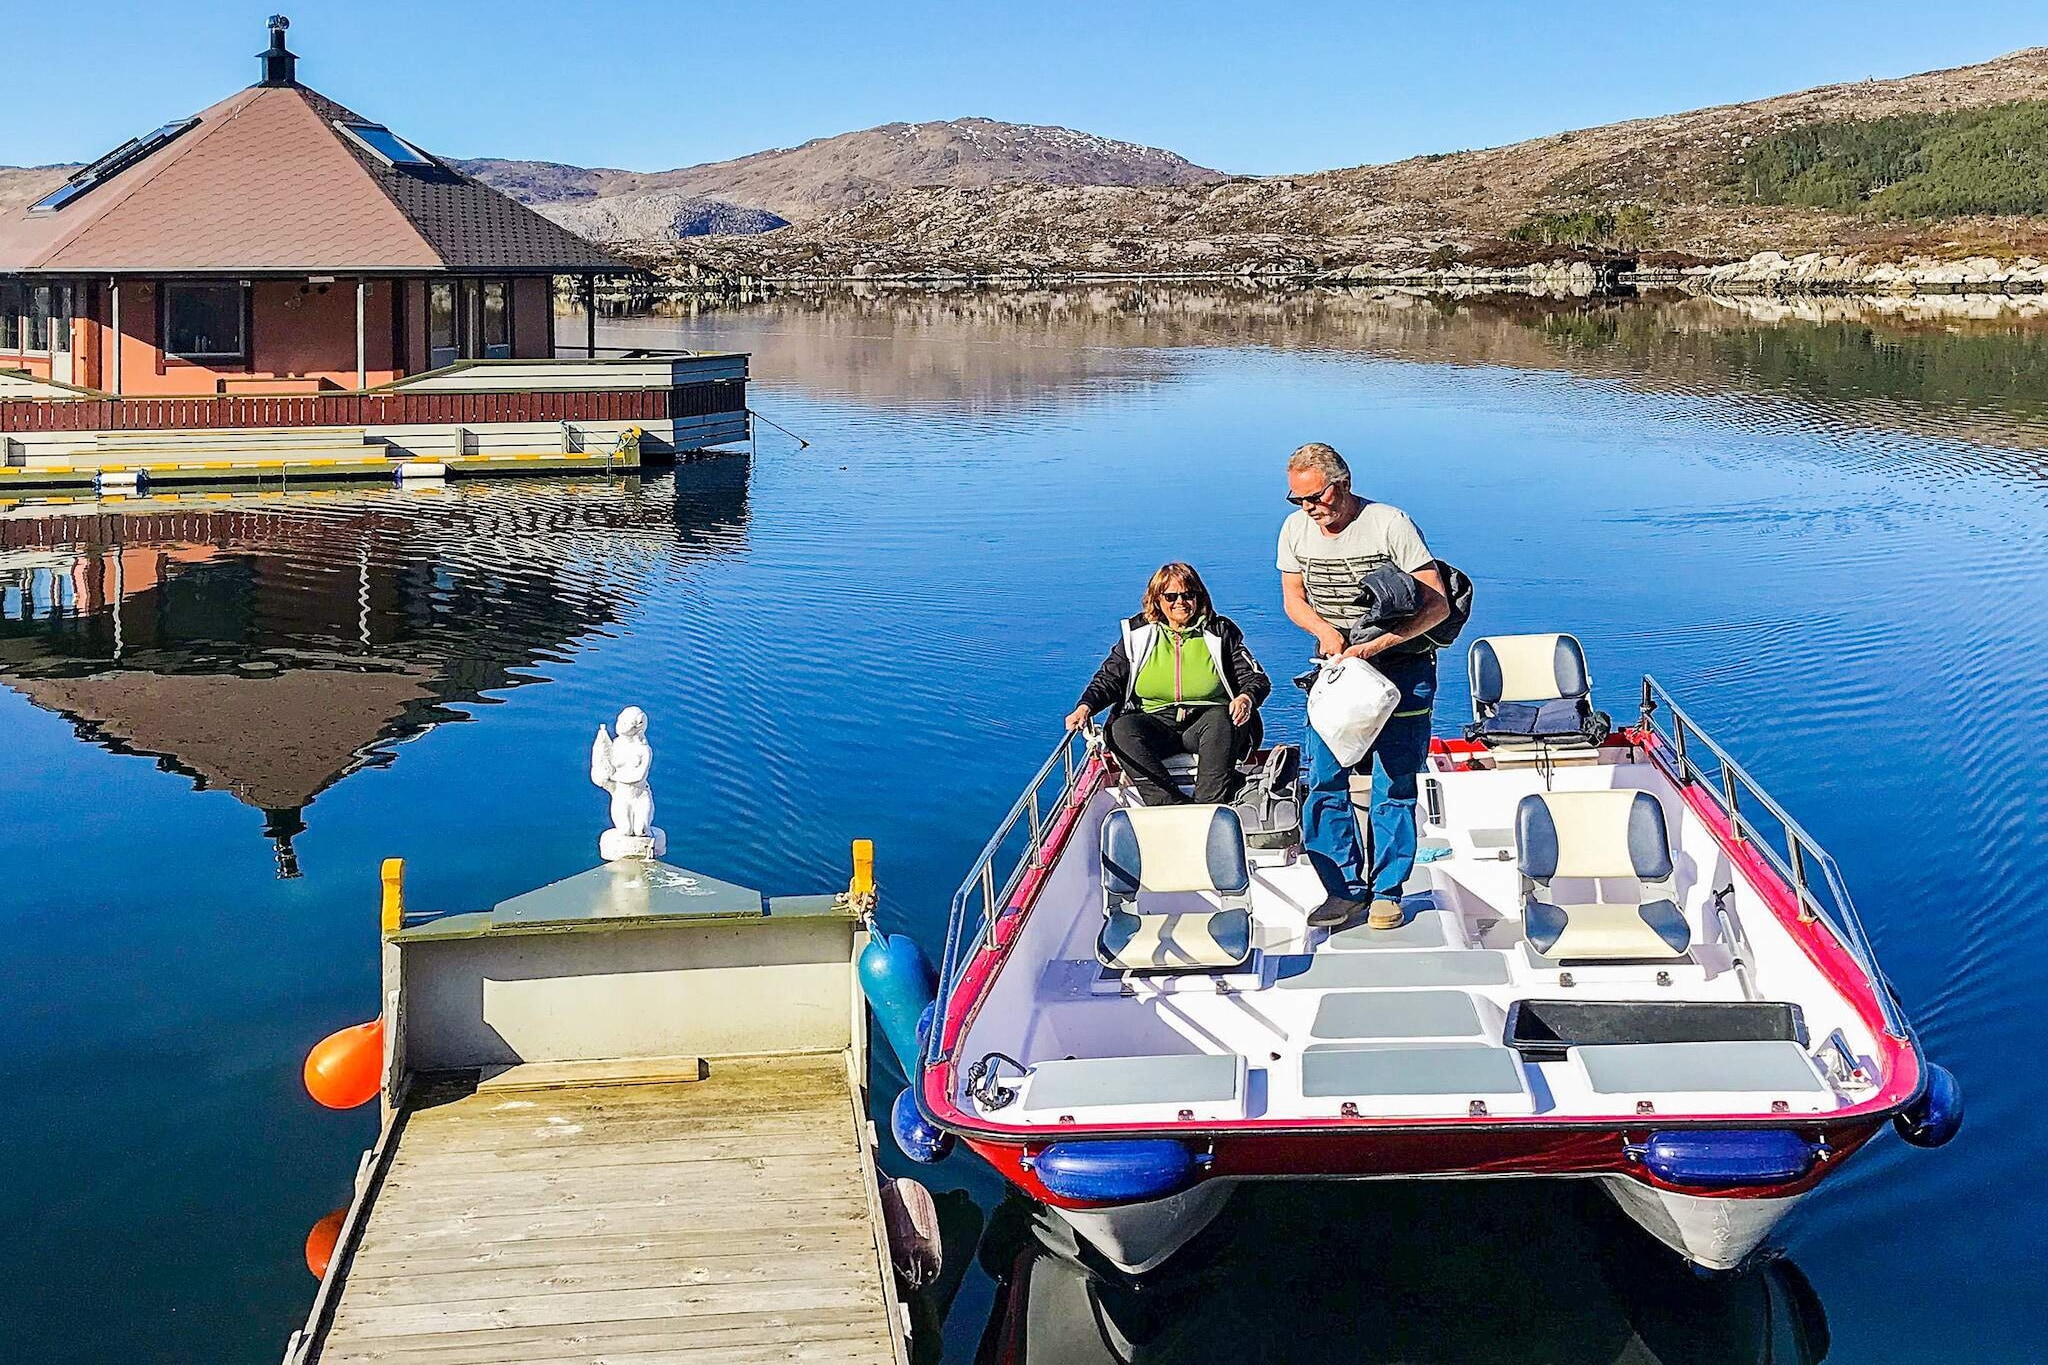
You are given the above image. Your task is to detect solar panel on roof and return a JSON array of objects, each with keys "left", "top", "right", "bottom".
[
  {"left": 27, "top": 116, "right": 198, "bottom": 213},
  {"left": 336, "top": 122, "right": 434, "bottom": 168}
]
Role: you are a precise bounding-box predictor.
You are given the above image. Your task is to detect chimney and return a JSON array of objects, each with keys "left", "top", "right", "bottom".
[{"left": 257, "top": 14, "right": 297, "bottom": 86}]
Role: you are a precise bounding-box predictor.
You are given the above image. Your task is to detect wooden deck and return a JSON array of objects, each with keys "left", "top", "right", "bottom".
[{"left": 301, "top": 1053, "right": 904, "bottom": 1365}]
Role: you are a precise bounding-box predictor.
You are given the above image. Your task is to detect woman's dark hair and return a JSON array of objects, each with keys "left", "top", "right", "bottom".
[{"left": 1141, "top": 562, "right": 1213, "bottom": 624}]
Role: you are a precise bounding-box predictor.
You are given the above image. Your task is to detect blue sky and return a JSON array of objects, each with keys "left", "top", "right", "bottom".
[{"left": 9, "top": 2, "right": 2044, "bottom": 174}]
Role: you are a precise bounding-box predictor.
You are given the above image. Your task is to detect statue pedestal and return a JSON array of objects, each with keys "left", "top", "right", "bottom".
[{"left": 600, "top": 827, "right": 668, "bottom": 861}]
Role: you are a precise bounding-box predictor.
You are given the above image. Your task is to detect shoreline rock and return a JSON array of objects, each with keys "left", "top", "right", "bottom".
[{"left": 590, "top": 251, "right": 2048, "bottom": 301}]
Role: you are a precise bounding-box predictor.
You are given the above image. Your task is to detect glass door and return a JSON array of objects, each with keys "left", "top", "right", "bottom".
[{"left": 428, "top": 282, "right": 456, "bottom": 369}]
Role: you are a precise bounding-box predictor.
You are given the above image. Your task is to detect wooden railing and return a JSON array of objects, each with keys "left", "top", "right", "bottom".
[{"left": 0, "top": 380, "right": 744, "bottom": 433}]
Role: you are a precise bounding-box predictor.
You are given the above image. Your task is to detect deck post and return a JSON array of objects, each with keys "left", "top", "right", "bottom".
[
  {"left": 583, "top": 275, "right": 597, "bottom": 358},
  {"left": 109, "top": 281, "right": 122, "bottom": 395},
  {"left": 355, "top": 278, "right": 368, "bottom": 390}
]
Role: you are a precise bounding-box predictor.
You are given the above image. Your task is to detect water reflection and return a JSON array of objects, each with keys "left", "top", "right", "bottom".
[
  {"left": 612, "top": 286, "right": 2048, "bottom": 472},
  {"left": 0, "top": 466, "right": 749, "bottom": 875},
  {"left": 965, "top": 1183, "right": 1829, "bottom": 1365}
]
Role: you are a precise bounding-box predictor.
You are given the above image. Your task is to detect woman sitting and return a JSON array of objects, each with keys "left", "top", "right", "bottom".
[{"left": 1066, "top": 562, "right": 1271, "bottom": 805}]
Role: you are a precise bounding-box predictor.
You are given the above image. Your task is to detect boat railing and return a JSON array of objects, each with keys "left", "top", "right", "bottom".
[
  {"left": 1638, "top": 675, "right": 1910, "bottom": 1041},
  {"left": 927, "top": 727, "right": 1099, "bottom": 1068}
]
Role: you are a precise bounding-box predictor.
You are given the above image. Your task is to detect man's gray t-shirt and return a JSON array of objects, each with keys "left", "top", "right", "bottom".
[{"left": 1277, "top": 502, "right": 1433, "bottom": 631}]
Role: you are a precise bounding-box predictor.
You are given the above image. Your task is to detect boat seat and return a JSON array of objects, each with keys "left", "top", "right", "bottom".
[
  {"left": 1516, "top": 790, "right": 1690, "bottom": 961},
  {"left": 1301, "top": 1043, "right": 1537, "bottom": 1116},
  {"left": 1141, "top": 747, "right": 1302, "bottom": 852},
  {"left": 1310, "top": 989, "right": 1487, "bottom": 1040},
  {"left": 1465, "top": 633, "right": 1609, "bottom": 748},
  {"left": 1098, "top": 804, "right": 1253, "bottom": 971},
  {"left": 1020, "top": 1052, "right": 1246, "bottom": 1121}
]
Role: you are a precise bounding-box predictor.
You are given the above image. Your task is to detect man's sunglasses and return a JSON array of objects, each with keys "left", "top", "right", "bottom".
[
  {"left": 1287, "top": 483, "right": 1338, "bottom": 508},
  {"left": 1160, "top": 591, "right": 1199, "bottom": 604}
]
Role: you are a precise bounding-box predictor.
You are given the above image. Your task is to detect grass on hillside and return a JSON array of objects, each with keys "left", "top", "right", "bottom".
[{"left": 1731, "top": 101, "right": 2048, "bottom": 218}]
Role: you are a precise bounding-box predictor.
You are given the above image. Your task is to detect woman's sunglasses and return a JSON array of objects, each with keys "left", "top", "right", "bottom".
[{"left": 1160, "top": 591, "right": 1199, "bottom": 604}]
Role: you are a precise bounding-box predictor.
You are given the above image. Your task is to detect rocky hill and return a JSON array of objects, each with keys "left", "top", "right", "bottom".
[
  {"left": 0, "top": 166, "right": 67, "bottom": 212},
  {"left": 637, "top": 47, "right": 2048, "bottom": 281},
  {"left": 455, "top": 118, "right": 1224, "bottom": 223},
  {"left": 538, "top": 192, "right": 787, "bottom": 245}
]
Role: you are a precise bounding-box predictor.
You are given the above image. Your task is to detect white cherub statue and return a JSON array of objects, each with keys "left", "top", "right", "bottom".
[{"left": 591, "top": 706, "right": 667, "bottom": 860}]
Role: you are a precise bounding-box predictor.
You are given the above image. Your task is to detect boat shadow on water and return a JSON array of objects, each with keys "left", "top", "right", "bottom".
[{"left": 963, "top": 1179, "right": 1829, "bottom": 1365}]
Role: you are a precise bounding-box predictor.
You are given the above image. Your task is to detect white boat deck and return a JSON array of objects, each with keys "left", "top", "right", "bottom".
[{"left": 954, "top": 747, "right": 1881, "bottom": 1128}]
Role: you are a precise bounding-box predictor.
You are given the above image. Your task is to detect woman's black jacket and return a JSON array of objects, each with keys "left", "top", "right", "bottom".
[{"left": 1075, "top": 613, "right": 1273, "bottom": 718}]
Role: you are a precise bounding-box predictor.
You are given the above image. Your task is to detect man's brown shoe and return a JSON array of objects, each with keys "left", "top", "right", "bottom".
[{"left": 1367, "top": 898, "right": 1405, "bottom": 930}]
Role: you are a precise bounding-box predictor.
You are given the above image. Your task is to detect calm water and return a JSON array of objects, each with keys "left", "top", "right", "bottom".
[{"left": 3, "top": 287, "right": 2043, "bottom": 1362}]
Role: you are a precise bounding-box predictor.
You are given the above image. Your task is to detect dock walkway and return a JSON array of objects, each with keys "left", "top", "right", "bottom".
[{"left": 302, "top": 1053, "right": 902, "bottom": 1365}]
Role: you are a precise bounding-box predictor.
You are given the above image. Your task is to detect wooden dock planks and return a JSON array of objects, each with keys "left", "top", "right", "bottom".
[{"left": 308, "top": 1053, "right": 901, "bottom": 1365}]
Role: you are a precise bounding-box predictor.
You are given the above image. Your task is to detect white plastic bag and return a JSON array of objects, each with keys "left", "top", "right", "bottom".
[{"left": 1307, "top": 657, "right": 1400, "bottom": 766}]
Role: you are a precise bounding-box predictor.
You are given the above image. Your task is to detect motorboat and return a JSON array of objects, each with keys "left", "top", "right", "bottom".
[
  {"left": 971, "top": 1180, "right": 1832, "bottom": 1365},
  {"left": 918, "top": 633, "right": 1961, "bottom": 1274}
]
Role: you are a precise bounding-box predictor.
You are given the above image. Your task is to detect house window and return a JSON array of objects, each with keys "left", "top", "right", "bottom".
[
  {"left": 26, "top": 286, "right": 52, "bottom": 353},
  {"left": 428, "top": 281, "right": 457, "bottom": 369},
  {"left": 0, "top": 281, "right": 21, "bottom": 351},
  {"left": 163, "top": 281, "right": 246, "bottom": 360},
  {"left": 44, "top": 285, "right": 72, "bottom": 353},
  {"left": 335, "top": 121, "right": 435, "bottom": 168}
]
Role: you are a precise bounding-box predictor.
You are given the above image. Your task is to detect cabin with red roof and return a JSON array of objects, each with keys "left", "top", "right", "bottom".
[{"left": 0, "top": 18, "right": 746, "bottom": 488}]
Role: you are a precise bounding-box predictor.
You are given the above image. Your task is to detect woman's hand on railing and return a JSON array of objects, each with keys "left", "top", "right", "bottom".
[{"left": 1064, "top": 704, "right": 1092, "bottom": 734}]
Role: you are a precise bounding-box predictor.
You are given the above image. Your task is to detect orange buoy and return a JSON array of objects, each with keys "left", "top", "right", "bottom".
[
  {"left": 303, "top": 1018, "right": 385, "bottom": 1110},
  {"left": 304, "top": 1207, "right": 346, "bottom": 1279}
]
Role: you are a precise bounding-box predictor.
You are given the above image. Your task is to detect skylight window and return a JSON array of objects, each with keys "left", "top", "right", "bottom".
[
  {"left": 28, "top": 117, "right": 199, "bottom": 213},
  {"left": 336, "top": 121, "right": 434, "bottom": 168}
]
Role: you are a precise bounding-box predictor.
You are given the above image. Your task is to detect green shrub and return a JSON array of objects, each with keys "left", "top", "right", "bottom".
[{"left": 1509, "top": 205, "right": 1655, "bottom": 250}]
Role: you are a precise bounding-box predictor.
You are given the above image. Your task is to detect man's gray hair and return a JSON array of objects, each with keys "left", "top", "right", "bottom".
[{"left": 1287, "top": 442, "right": 1351, "bottom": 487}]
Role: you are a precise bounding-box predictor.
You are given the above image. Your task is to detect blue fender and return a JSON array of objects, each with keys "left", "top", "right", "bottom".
[
  {"left": 858, "top": 932, "right": 937, "bottom": 1079},
  {"left": 891, "top": 1086, "right": 953, "bottom": 1164},
  {"left": 1639, "top": 1130, "right": 1819, "bottom": 1187},
  {"left": 1895, "top": 1062, "right": 1964, "bottom": 1148},
  {"left": 1030, "top": 1140, "right": 1201, "bottom": 1203}
]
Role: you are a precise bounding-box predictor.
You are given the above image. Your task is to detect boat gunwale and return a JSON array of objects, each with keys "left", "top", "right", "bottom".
[{"left": 922, "top": 681, "right": 1929, "bottom": 1146}]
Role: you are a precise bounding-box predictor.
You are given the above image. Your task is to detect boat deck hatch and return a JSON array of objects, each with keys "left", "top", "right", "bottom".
[
  {"left": 1311, "top": 990, "right": 1486, "bottom": 1040},
  {"left": 1575, "top": 1041, "right": 1829, "bottom": 1095},
  {"left": 1506, "top": 999, "right": 1806, "bottom": 1061},
  {"left": 1022, "top": 1053, "right": 1246, "bottom": 1120},
  {"left": 1277, "top": 949, "right": 1512, "bottom": 989},
  {"left": 1301, "top": 1043, "right": 1537, "bottom": 1115}
]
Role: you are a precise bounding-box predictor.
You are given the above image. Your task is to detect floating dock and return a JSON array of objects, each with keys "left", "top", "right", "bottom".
[
  {"left": 285, "top": 854, "right": 908, "bottom": 1365},
  {"left": 2, "top": 355, "right": 749, "bottom": 491}
]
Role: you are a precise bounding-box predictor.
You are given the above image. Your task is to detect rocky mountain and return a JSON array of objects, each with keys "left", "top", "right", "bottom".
[
  {"left": 538, "top": 192, "right": 787, "bottom": 245},
  {"left": 455, "top": 118, "right": 1224, "bottom": 223},
  {"left": 635, "top": 47, "right": 2048, "bottom": 279}
]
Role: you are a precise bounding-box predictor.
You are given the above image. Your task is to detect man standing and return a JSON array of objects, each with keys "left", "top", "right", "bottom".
[{"left": 1278, "top": 442, "right": 1448, "bottom": 930}]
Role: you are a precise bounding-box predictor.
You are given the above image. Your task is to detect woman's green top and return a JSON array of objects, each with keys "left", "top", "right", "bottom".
[{"left": 1133, "top": 620, "right": 1230, "bottom": 713}]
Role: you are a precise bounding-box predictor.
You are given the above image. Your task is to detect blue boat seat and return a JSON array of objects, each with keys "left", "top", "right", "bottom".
[
  {"left": 1465, "top": 633, "right": 1609, "bottom": 748},
  {"left": 1098, "top": 804, "right": 1253, "bottom": 971},
  {"left": 1516, "top": 790, "right": 1690, "bottom": 961}
]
